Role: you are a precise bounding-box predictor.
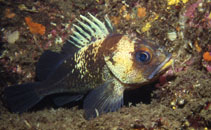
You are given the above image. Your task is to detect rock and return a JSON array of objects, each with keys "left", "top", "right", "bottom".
[
  {"left": 167, "top": 31, "right": 177, "bottom": 41},
  {"left": 6, "top": 30, "right": 20, "bottom": 44}
]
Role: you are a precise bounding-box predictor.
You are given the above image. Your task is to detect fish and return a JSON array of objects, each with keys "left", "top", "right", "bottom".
[{"left": 3, "top": 13, "right": 173, "bottom": 119}]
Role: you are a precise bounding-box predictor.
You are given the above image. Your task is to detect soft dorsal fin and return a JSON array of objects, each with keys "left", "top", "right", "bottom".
[
  {"left": 66, "top": 13, "right": 114, "bottom": 49},
  {"left": 36, "top": 51, "right": 66, "bottom": 81}
]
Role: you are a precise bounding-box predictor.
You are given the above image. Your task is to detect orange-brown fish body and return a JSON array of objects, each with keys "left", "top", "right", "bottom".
[{"left": 3, "top": 13, "right": 173, "bottom": 119}]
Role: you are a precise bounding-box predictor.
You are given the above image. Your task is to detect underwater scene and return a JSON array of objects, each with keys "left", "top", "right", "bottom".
[{"left": 0, "top": 0, "right": 211, "bottom": 129}]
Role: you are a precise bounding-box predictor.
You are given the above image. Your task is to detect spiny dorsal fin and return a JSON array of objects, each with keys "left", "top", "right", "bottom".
[{"left": 67, "top": 13, "right": 114, "bottom": 49}]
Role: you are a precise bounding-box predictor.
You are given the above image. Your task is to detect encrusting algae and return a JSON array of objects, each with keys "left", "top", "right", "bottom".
[
  {"left": 203, "top": 51, "right": 211, "bottom": 62},
  {"left": 137, "top": 7, "right": 146, "bottom": 18},
  {"left": 25, "top": 17, "right": 46, "bottom": 35}
]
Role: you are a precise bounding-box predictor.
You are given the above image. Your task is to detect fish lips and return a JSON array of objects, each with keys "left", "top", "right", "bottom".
[{"left": 148, "top": 53, "right": 173, "bottom": 80}]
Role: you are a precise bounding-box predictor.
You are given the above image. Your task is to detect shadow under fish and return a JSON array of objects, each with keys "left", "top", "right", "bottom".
[{"left": 3, "top": 13, "right": 173, "bottom": 120}]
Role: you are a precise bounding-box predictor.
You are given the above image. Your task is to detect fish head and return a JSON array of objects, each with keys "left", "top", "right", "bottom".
[{"left": 104, "top": 35, "right": 173, "bottom": 85}]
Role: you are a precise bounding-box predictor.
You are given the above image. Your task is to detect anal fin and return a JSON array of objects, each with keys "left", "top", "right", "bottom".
[{"left": 83, "top": 79, "right": 125, "bottom": 120}]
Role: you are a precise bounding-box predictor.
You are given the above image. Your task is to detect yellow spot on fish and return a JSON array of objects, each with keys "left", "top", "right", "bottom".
[
  {"left": 113, "top": 78, "right": 124, "bottom": 96},
  {"left": 160, "top": 59, "right": 174, "bottom": 71},
  {"left": 91, "top": 39, "right": 104, "bottom": 62},
  {"left": 74, "top": 39, "right": 104, "bottom": 78},
  {"left": 105, "top": 36, "right": 138, "bottom": 83}
]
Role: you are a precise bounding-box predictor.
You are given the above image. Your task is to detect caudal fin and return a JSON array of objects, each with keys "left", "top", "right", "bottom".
[{"left": 3, "top": 82, "right": 43, "bottom": 113}]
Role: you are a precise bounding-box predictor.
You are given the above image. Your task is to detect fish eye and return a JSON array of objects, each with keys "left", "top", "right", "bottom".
[{"left": 135, "top": 51, "right": 151, "bottom": 63}]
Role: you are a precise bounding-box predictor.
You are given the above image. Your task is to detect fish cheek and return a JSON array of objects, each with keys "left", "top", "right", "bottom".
[{"left": 104, "top": 53, "right": 146, "bottom": 84}]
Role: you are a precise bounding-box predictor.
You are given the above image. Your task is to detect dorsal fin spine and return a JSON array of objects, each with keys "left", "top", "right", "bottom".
[
  {"left": 67, "top": 13, "right": 113, "bottom": 49},
  {"left": 88, "top": 13, "right": 109, "bottom": 35},
  {"left": 69, "top": 35, "right": 85, "bottom": 46},
  {"left": 76, "top": 19, "right": 95, "bottom": 36},
  {"left": 72, "top": 29, "right": 89, "bottom": 43},
  {"left": 104, "top": 15, "right": 113, "bottom": 32},
  {"left": 80, "top": 15, "right": 102, "bottom": 38},
  {"left": 67, "top": 39, "right": 83, "bottom": 48},
  {"left": 73, "top": 24, "right": 92, "bottom": 41}
]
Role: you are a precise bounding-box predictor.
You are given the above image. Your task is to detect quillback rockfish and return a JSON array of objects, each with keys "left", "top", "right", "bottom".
[{"left": 3, "top": 13, "right": 173, "bottom": 119}]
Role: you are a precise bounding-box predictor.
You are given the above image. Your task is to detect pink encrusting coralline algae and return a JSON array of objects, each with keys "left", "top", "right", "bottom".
[
  {"left": 184, "top": 0, "right": 211, "bottom": 28},
  {"left": 184, "top": 0, "right": 202, "bottom": 19}
]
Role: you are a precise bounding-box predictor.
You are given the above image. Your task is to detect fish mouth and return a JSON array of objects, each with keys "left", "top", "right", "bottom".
[{"left": 148, "top": 53, "right": 173, "bottom": 80}]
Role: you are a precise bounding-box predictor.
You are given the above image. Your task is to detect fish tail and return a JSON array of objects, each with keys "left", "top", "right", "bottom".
[{"left": 3, "top": 82, "right": 43, "bottom": 113}]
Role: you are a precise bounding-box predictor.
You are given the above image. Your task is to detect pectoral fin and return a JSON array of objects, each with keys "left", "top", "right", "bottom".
[{"left": 83, "top": 79, "right": 124, "bottom": 120}]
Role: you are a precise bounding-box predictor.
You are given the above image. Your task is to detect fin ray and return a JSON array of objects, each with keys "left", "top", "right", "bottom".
[
  {"left": 67, "top": 39, "right": 83, "bottom": 48},
  {"left": 76, "top": 18, "right": 95, "bottom": 36},
  {"left": 80, "top": 15, "right": 103, "bottom": 38},
  {"left": 66, "top": 13, "right": 114, "bottom": 49},
  {"left": 104, "top": 15, "right": 114, "bottom": 33},
  {"left": 72, "top": 30, "right": 89, "bottom": 43},
  {"left": 53, "top": 94, "right": 83, "bottom": 106},
  {"left": 88, "top": 13, "right": 109, "bottom": 35},
  {"left": 83, "top": 79, "right": 124, "bottom": 119},
  {"left": 73, "top": 24, "right": 92, "bottom": 40},
  {"left": 3, "top": 82, "right": 43, "bottom": 113},
  {"left": 69, "top": 35, "right": 85, "bottom": 46}
]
